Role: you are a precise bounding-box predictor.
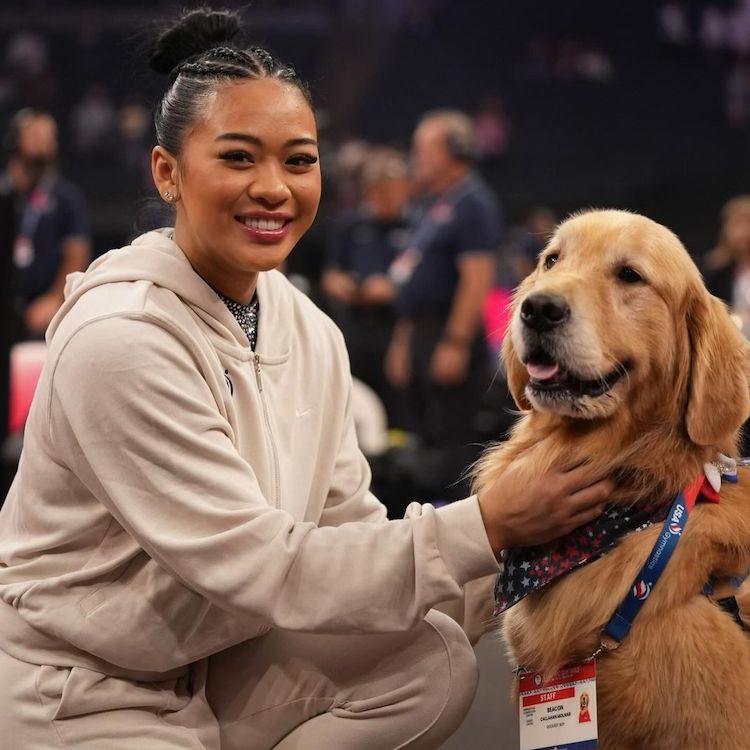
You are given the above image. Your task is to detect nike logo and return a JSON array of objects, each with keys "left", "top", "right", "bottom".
[{"left": 295, "top": 406, "right": 313, "bottom": 419}]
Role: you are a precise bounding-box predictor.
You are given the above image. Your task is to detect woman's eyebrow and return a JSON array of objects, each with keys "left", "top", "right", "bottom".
[{"left": 215, "top": 133, "right": 317, "bottom": 147}]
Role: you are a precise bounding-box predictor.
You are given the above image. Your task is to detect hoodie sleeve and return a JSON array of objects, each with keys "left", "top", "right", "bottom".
[
  {"left": 316, "top": 401, "right": 389, "bottom": 527},
  {"left": 317, "top": 325, "right": 389, "bottom": 528},
  {"left": 49, "top": 315, "right": 499, "bottom": 634}
]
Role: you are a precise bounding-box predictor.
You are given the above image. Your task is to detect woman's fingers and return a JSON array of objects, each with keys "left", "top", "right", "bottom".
[
  {"left": 566, "top": 477, "right": 615, "bottom": 515},
  {"left": 559, "top": 461, "right": 609, "bottom": 494}
]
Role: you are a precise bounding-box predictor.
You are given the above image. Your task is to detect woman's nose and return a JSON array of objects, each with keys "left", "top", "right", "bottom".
[{"left": 248, "top": 162, "right": 291, "bottom": 205}]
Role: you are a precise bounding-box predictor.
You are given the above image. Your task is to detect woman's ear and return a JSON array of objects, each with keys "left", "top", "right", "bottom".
[
  {"left": 151, "top": 146, "right": 179, "bottom": 201},
  {"left": 685, "top": 290, "right": 750, "bottom": 446}
]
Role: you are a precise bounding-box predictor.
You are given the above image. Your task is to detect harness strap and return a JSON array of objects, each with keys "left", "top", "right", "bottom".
[
  {"left": 703, "top": 573, "right": 748, "bottom": 600},
  {"left": 603, "top": 475, "right": 704, "bottom": 643},
  {"left": 704, "top": 569, "right": 750, "bottom": 631}
]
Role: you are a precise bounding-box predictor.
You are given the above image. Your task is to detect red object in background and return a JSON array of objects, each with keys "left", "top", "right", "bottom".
[
  {"left": 483, "top": 286, "right": 512, "bottom": 357},
  {"left": 9, "top": 342, "right": 46, "bottom": 434}
]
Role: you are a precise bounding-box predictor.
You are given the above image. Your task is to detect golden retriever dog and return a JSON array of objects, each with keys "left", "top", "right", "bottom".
[{"left": 473, "top": 209, "right": 750, "bottom": 750}]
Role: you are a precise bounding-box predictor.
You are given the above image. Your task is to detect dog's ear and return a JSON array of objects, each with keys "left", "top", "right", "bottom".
[
  {"left": 502, "top": 326, "right": 531, "bottom": 410},
  {"left": 686, "top": 290, "right": 750, "bottom": 447}
]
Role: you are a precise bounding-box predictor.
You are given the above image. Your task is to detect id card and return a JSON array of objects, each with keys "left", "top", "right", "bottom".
[{"left": 518, "top": 660, "right": 598, "bottom": 750}]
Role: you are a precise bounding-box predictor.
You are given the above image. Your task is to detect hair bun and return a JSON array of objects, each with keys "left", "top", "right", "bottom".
[{"left": 149, "top": 7, "right": 243, "bottom": 76}]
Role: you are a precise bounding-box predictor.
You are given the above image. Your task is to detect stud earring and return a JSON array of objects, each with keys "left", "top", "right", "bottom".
[{"left": 163, "top": 190, "right": 175, "bottom": 202}]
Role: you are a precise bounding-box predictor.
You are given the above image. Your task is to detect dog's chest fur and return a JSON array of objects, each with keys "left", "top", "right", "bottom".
[{"left": 495, "top": 459, "right": 750, "bottom": 750}]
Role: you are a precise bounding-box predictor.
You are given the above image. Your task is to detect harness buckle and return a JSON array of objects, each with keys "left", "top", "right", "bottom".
[{"left": 591, "top": 633, "right": 620, "bottom": 660}]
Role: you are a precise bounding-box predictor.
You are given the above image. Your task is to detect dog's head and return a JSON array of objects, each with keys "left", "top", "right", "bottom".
[{"left": 504, "top": 209, "right": 750, "bottom": 448}]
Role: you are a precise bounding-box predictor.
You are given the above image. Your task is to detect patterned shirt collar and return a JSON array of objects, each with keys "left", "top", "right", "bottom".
[{"left": 219, "top": 293, "right": 259, "bottom": 350}]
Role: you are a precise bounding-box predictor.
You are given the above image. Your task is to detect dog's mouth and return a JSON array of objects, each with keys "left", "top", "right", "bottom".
[{"left": 524, "top": 349, "right": 628, "bottom": 398}]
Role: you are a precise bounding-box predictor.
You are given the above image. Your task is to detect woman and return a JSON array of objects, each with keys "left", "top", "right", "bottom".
[
  {"left": 702, "top": 195, "right": 750, "bottom": 335},
  {"left": 0, "top": 9, "right": 612, "bottom": 749}
]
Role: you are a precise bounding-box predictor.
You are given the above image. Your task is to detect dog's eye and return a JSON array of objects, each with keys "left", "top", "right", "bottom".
[
  {"left": 543, "top": 253, "right": 559, "bottom": 270},
  {"left": 617, "top": 266, "right": 643, "bottom": 284}
]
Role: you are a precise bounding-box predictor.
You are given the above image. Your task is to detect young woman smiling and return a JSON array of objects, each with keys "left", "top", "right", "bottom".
[{"left": 0, "top": 8, "right": 613, "bottom": 749}]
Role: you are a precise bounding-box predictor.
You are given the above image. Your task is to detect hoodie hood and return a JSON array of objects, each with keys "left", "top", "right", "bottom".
[{"left": 48, "top": 228, "right": 292, "bottom": 362}]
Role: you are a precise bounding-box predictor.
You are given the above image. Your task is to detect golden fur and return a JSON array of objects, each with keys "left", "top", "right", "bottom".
[{"left": 474, "top": 209, "right": 750, "bottom": 750}]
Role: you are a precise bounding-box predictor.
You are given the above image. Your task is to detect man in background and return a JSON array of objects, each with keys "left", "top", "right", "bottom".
[
  {"left": 322, "top": 146, "right": 412, "bottom": 427},
  {"left": 2, "top": 108, "right": 90, "bottom": 341},
  {"left": 386, "top": 109, "right": 502, "bottom": 501}
]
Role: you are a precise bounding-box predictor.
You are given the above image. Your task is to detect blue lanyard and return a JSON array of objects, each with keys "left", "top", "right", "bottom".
[
  {"left": 19, "top": 183, "right": 52, "bottom": 238},
  {"left": 603, "top": 478, "right": 701, "bottom": 643}
]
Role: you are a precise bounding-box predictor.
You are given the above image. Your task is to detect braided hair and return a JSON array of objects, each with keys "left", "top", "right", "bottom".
[{"left": 149, "top": 7, "right": 312, "bottom": 156}]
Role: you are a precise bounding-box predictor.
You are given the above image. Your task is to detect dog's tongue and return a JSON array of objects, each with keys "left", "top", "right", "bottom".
[{"left": 527, "top": 361, "right": 560, "bottom": 380}]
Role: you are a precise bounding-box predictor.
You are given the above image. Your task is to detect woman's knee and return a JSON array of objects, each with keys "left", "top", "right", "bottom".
[
  {"left": 399, "top": 609, "right": 479, "bottom": 748},
  {"left": 426, "top": 608, "right": 478, "bottom": 678},
  {"left": 210, "top": 613, "right": 479, "bottom": 750}
]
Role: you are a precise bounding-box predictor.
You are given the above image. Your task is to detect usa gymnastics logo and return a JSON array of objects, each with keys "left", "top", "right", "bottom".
[
  {"left": 668, "top": 503, "right": 685, "bottom": 535},
  {"left": 633, "top": 580, "right": 651, "bottom": 600}
]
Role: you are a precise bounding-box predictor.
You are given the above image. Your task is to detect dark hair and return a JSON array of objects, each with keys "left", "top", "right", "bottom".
[{"left": 149, "top": 7, "right": 312, "bottom": 156}]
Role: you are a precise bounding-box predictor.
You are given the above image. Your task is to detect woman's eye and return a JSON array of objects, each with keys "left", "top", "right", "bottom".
[
  {"left": 616, "top": 266, "right": 643, "bottom": 284},
  {"left": 220, "top": 151, "right": 252, "bottom": 163},
  {"left": 286, "top": 153, "right": 318, "bottom": 167},
  {"left": 543, "top": 253, "right": 559, "bottom": 270}
]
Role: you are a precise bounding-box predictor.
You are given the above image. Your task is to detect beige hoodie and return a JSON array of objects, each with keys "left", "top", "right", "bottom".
[{"left": 0, "top": 230, "right": 499, "bottom": 677}]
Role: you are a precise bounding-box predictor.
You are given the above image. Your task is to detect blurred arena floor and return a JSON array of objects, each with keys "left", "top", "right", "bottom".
[{"left": 441, "top": 633, "right": 520, "bottom": 750}]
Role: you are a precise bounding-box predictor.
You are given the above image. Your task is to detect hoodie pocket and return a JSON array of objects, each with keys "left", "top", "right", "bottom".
[{"left": 36, "top": 664, "right": 191, "bottom": 721}]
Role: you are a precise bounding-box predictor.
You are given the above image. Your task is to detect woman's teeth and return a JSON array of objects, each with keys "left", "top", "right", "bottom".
[{"left": 241, "top": 217, "right": 286, "bottom": 230}]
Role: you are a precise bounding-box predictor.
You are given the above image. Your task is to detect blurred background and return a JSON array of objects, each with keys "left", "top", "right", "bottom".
[
  {"left": 1, "top": 0, "right": 748, "bottom": 252},
  {"left": 1, "top": 1, "right": 749, "bottom": 746},
  {"left": 4, "top": 0, "right": 748, "bottom": 490}
]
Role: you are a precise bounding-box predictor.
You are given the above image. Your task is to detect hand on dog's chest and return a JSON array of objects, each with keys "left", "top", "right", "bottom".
[{"left": 518, "top": 661, "right": 598, "bottom": 750}]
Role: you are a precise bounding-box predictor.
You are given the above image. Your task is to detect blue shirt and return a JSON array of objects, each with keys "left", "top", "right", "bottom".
[
  {"left": 326, "top": 207, "right": 409, "bottom": 281},
  {"left": 10, "top": 174, "right": 89, "bottom": 301},
  {"left": 394, "top": 173, "right": 502, "bottom": 316}
]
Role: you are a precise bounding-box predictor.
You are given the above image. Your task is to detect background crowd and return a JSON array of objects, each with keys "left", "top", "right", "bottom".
[{"left": 2, "top": 0, "right": 750, "bottom": 511}]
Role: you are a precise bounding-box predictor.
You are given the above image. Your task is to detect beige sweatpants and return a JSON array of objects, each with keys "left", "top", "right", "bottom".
[{"left": 0, "top": 610, "right": 479, "bottom": 749}]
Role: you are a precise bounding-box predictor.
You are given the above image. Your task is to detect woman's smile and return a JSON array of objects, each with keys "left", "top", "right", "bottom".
[{"left": 234, "top": 211, "right": 294, "bottom": 243}]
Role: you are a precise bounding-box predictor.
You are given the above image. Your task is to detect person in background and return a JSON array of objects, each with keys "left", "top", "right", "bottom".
[
  {"left": 514, "top": 205, "right": 557, "bottom": 279},
  {"left": 2, "top": 108, "right": 90, "bottom": 341},
  {"left": 702, "top": 194, "right": 750, "bottom": 336},
  {"left": 483, "top": 206, "right": 557, "bottom": 370},
  {"left": 0, "top": 9, "right": 614, "bottom": 749},
  {"left": 322, "top": 145, "right": 411, "bottom": 426},
  {"left": 386, "top": 109, "right": 502, "bottom": 501},
  {"left": 702, "top": 194, "right": 750, "bottom": 455}
]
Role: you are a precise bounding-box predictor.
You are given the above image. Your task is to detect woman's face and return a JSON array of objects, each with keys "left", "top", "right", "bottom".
[{"left": 165, "top": 78, "right": 321, "bottom": 301}]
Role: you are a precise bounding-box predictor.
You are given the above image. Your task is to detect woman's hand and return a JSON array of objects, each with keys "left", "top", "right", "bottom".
[{"left": 477, "top": 461, "right": 614, "bottom": 554}]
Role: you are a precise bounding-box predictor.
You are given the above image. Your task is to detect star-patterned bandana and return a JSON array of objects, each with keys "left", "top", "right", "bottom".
[
  {"left": 493, "top": 497, "right": 672, "bottom": 615},
  {"left": 493, "top": 457, "right": 736, "bottom": 616}
]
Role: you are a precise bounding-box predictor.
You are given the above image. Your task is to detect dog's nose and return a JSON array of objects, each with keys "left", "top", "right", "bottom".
[{"left": 520, "top": 293, "right": 570, "bottom": 332}]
